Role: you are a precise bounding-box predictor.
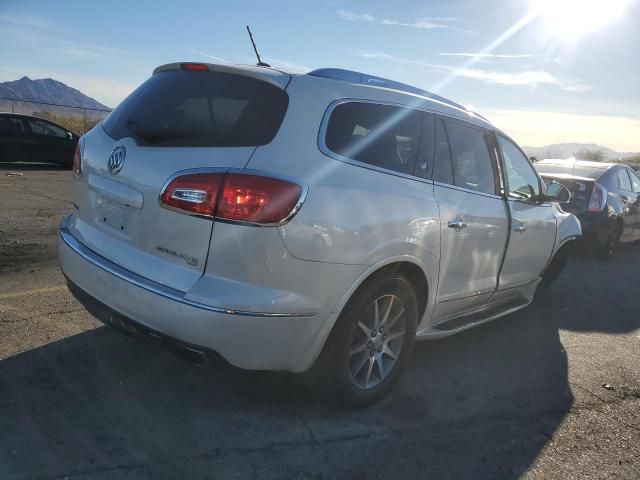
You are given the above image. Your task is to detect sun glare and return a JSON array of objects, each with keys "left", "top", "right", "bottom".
[{"left": 532, "top": 0, "right": 632, "bottom": 39}]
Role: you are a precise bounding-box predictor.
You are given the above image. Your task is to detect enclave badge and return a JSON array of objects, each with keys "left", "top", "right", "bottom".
[{"left": 107, "top": 146, "right": 126, "bottom": 175}]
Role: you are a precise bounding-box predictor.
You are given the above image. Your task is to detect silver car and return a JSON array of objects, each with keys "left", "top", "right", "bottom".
[{"left": 58, "top": 63, "right": 580, "bottom": 406}]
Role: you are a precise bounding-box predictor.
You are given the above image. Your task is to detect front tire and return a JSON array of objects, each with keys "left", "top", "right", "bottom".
[
  {"left": 316, "top": 272, "right": 418, "bottom": 408},
  {"left": 541, "top": 244, "right": 570, "bottom": 287}
]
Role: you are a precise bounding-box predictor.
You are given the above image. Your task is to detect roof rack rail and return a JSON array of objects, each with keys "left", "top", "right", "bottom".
[{"left": 307, "top": 68, "right": 485, "bottom": 120}]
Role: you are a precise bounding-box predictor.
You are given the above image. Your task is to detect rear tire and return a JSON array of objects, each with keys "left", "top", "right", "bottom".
[
  {"left": 595, "top": 222, "right": 622, "bottom": 260},
  {"left": 312, "top": 272, "right": 418, "bottom": 408}
]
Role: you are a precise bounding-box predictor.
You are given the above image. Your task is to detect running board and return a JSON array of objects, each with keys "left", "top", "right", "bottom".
[{"left": 432, "top": 298, "right": 530, "bottom": 332}]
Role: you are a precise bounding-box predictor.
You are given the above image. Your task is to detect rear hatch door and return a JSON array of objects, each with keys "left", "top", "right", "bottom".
[{"left": 70, "top": 65, "right": 289, "bottom": 291}]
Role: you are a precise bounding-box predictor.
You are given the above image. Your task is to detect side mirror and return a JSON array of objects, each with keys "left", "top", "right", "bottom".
[{"left": 545, "top": 181, "right": 571, "bottom": 204}]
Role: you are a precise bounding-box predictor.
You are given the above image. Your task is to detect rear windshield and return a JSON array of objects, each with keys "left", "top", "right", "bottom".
[
  {"left": 535, "top": 162, "right": 607, "bottom": 180},
  {"left": 103, "top": 70, "right": 288, "bottom": 147}
]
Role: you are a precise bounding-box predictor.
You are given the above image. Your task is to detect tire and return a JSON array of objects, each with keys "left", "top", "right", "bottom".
[
  {"left": 313, "top": 272, "right": 418, "bottom": 408},
  {"left": 540, "top": 244, "right": 570, "bottom": 288},
  {"left": 595, "top": 222, "right": 622, "bottom": 260}
]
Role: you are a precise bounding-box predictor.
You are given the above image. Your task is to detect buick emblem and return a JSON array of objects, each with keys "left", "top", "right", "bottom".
[{"left": 107, "top": 146, "right": 126, "bottom": 175}]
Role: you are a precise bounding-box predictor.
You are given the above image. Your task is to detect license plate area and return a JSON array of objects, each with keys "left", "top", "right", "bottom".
[{"left": 95, "top": 194, "right": 138, "bottom": 236}]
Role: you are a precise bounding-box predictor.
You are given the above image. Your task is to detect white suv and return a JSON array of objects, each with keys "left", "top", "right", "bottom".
[{"left": 58, "top": 62, "right": 580, "bottom": 406}]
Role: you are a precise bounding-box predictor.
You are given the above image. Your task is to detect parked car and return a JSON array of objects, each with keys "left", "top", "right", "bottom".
[
  {"left": 535, "top": 159, "right": 640, "bottom": 259},
  {"left": 58, "top": 63, "right": 580, "bottom": 406},
  {"left": 0, "top": 112, "right": 78, "bottom": 167}
]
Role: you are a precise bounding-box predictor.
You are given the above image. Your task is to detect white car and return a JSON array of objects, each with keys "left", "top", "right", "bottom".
[{"left": 58, "top": 63, "right": 580, "bottom": 406}]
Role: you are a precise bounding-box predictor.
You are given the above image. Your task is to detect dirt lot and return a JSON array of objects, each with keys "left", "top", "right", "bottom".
[{"left": 1, "top": 162, "right": 639, "bottom": 479}]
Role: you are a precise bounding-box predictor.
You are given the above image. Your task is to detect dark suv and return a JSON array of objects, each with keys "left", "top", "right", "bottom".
[{"left": 536, "top": 159, "right": 640, "bottom": 259}]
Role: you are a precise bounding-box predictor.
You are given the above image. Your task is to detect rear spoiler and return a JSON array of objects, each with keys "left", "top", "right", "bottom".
[{"left": 152, "top": 62, "right": 291, "bottom": 89}]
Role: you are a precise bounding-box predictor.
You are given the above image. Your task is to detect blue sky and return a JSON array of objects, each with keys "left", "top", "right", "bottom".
[{"left": 1, "top": 0, "right": 639, "bottom": 150}]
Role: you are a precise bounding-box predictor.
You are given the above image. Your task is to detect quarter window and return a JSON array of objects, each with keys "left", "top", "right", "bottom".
[
  {"left": 445, "top": 120, "right": 496, "bottom": 195},
  {"left": 498, "top": 135, "right": 540, "bottom": 201},
  {"left": 325, "top": 102, "right": 421, "bottom": 175}
]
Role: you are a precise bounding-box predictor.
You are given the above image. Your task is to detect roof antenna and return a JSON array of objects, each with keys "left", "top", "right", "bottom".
[{"left": 246, "top": 26, "right": 271, "bottom": 68}]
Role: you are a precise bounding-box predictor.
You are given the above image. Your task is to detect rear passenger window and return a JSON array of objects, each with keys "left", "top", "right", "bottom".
[
  {"left": 445, "top": 120, "right": 496, "bottom": 195},
  {"left": 325, "top": 102, "right": 421, "bottom": 175}
]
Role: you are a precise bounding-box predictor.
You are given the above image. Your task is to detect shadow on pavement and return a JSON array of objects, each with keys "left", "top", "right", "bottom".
[{"left": 1, "top": 246, "right": 638, "bottom": 479}]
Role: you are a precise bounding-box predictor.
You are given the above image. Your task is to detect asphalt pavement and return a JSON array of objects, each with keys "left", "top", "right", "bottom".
[{"left": 1, "top": 162, "right": 639, "bottom": 479}]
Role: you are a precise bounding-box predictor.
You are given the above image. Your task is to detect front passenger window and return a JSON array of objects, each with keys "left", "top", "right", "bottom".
[
  {"left": 445, "top": 120, "right": 496, "bottom": 195},
  {"left": 29, "top": 119, "right": 67, "bottom": 138},
  {"left": 616, "top": 168, "right": 632, "bottom": 191},
  {"left": 498, "top": 136, "right": 540, "bottom": 201}
]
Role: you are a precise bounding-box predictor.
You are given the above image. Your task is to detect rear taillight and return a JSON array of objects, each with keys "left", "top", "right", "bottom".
[
  {"left": 160, "top": 172, "right": 304, "bottom": 224},
  {"left": 588, "top": 183, "right": 607, "bottom": 212},
  {"left": 72, "top": 143, "right": 82, "bottom": 175},
  {"left": 160, "top": 173, "right": 224, "bottom": 217}
]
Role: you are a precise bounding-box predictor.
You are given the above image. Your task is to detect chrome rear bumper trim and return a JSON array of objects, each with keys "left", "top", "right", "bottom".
[{"left": 58, "top": 219, "right": 316, "bottom": 318}]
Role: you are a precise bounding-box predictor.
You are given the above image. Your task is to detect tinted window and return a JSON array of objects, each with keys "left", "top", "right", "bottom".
[
  {"left": 432, "top": 118, "right": 453, "bottom": 184},
  {"left": 103, "top": 70, "right": 288, "bottom": 147},
  {"left": 445, "top": 120, "right": 496, "bottom": 195},
  {"left": 0, "top": 117, "right": 26, "bottom": 133},
  {"left": 498, "top": 135, "right": 540, "bottom": 200},
  {"left": 29, "top": 119, "right": 67, "bottom": 138},
  {"left": 628, "top": 169, "right": 640, "bottom": 193},
  {"left": 325, "top": 102, "right": 421, "bottom": 175},
  {"left": 616, "top": 168, "right": 632, "bottom": 191}
]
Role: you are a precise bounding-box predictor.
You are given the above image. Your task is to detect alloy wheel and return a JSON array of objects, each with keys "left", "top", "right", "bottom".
[{"left": 347, "top": 294, "right": 407, "bottom": 390}]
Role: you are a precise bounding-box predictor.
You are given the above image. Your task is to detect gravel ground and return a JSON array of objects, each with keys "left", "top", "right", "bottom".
[{"left": 0, "top": 162, "right": 639, "bottom": 479}]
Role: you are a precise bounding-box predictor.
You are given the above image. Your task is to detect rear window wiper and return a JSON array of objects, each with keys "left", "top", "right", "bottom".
[{"left": 125, "top": 119, "right": 198, "bottom": 141}]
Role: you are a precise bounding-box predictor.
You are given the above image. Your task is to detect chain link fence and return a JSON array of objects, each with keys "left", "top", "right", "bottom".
[{"left": 0, "top": 97, "right": 112, "bottom": 135}]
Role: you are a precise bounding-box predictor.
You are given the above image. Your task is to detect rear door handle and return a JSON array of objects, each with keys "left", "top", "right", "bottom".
[{"left": 448, "top": 218, "right": 467, "bottom": 231}]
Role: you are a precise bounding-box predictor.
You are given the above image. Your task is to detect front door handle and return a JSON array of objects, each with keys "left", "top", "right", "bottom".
[
  {"left": 448, "top": 218, "right": 467, "bottom": 231},
  {"left": 513, "top": 222, "right": 526, "bottom": 233}
]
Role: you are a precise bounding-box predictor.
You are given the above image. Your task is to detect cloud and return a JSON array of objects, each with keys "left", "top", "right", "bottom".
[
  {"left": 0, "top": 14, "right": 53, "bottom": 31},
  {"left": 381, "top": 18, "right": 473, "bottom": 33},
  {"left": 439, "top": 53, "right": 535, "bottom": 59},
  {"left": 263, "top": 57, "right": 312, "bottom": 73},
  {"left": 188, "top": 49, "right": 232, "bottom": 64},
  {"left": 337, "top": 10, "right": 374, "bottom": 22},
  {"left": 483, "top": 109, "right": 640, "bottom": 152},
  {"left": 356, "top": 50, "right": 592, "bottom": 91},
  {"left": 337, "top": 11, "right": 471, "bottom": 32},
  {"left": 0, "top": 14, "right": 124, "bottom": 60},
  {"left": 452, "top": 68, "right": 559, "bottom": 86}
]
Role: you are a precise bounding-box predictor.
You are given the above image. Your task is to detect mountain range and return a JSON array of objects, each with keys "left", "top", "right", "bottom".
[
  {"left": 0, "top": 76, "right": 110, "bottom": 110},
  {"left": 522, "top": 143, "right": 639, "bottom": 161}
]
